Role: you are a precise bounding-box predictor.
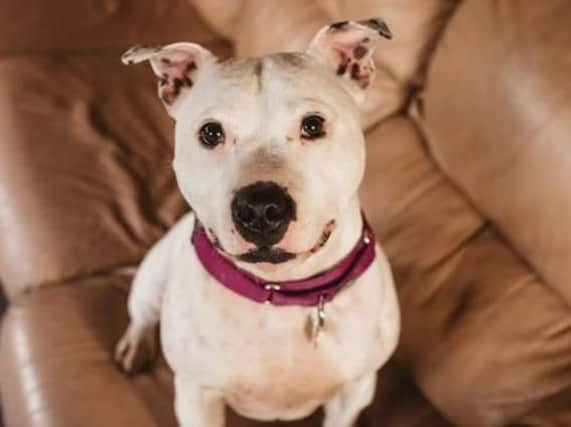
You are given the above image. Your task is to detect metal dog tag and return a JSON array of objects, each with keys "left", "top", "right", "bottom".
[{"left": 312, "top": 295, "right": 327, "bottom": 344}]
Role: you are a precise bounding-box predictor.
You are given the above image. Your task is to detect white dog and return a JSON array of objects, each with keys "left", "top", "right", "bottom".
[{"left": 115, "top": 18, "right": 400, "bottom": 427}]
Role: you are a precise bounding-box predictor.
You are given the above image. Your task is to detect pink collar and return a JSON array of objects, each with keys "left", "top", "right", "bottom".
[{"left": 191, "top": 218, "right": 376, "bottom": 307}]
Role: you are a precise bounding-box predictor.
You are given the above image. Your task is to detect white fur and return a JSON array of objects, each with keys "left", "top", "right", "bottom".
[{"left": 117, "top": 20, "right": 400, "bottom": 427}]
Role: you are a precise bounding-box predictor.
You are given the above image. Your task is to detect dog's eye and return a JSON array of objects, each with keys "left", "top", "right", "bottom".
[
  {"left": 300, "top": 115, "right": 326, "bottom": 140},
  {"left": 198, "top": 122, "right": 225, "bottom": 148}
]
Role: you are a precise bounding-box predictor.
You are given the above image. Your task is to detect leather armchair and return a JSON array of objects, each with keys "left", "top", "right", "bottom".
[{"left": 1, "top": 1, "right": 570, "bottom": 426}]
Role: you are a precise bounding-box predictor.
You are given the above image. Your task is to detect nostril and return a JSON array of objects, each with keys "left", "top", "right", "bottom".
[
  {"left": 264, "top": 203, "right": 283, "bottom": 223},
  {"left": 236, "top": 203, "right": 256, "bottom": 225}
]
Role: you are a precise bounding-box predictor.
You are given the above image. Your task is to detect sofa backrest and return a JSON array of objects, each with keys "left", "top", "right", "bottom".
[
  {"left": 0, "top": 0, "right": 220, "bottom": 54},
  {"left": 419, "top": 0, "right": 571, "bottom": 305}
]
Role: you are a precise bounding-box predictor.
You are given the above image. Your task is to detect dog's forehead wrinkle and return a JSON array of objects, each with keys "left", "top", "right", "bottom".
[
  {"left": 253, "top": 59, "right": 264, "bottom": 92},
  {"left": 218, "top": 57, "right": 265, "bottom": 84}
]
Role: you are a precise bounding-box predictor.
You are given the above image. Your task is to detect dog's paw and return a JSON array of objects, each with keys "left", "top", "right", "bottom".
[{"left": 114, "top": 324, "right": 158, "bottom": 374}]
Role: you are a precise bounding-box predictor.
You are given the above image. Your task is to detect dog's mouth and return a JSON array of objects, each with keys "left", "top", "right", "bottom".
[
  {"left": 236, "top": 247, "right": 296, "bottom": 264},
  {"left": 208, "top": 220, "right": 336, "bottom": 265}
]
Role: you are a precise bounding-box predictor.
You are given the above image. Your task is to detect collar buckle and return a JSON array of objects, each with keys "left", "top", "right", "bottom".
[{"left": 264, "top": 283, "right": 281, "bottom": 304}]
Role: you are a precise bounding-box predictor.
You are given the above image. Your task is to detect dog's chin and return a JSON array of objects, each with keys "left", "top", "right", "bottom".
[{"left": 236, "top": 247, "right": 296, "bottom": 264}]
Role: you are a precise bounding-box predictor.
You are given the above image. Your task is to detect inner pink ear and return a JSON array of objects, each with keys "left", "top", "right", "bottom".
[
  {"left": 155, "top": 53, "right": 198, "bottom": 105},
  {"left": 307, "top": 19, "right": 391, "bottom": 93},
  {"left": 331, "top": 36, "right": 375, "bottom": 89}
]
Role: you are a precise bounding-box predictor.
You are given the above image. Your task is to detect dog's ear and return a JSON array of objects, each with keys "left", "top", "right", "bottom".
[
  {"left": 122, "top": 43, "right": 217, "bottom": 118},
  {"left": 306, "top": 18, "right": 392, "bottom": 104}
]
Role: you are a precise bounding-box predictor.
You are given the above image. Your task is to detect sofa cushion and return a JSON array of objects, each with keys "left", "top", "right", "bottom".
[
  {"left": 0, "top": 41, "right": 230, "bottom": 297},
  {"left": 361, "top": 116, "right": 484, "bottom": 270},
  {"left": 0, "top": 275, "right": 177, "bottom": 427},
  {"left": 405, "top": 227, "right": 571, "bottom": 426},
  {"left": 0, "top": 53, "right": 179, "bottom": 296},
  {"left": 418, "top": 0, "right": 571, "bottom": 306}
]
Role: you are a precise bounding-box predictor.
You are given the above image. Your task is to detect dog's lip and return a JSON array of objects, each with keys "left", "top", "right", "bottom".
[
  {"left": 307, "top": 219, "right": 336, "bottom": 254},
  {"left": 207, "top": 219, "right": 336, "bottom": 264},
  {"left": 236, "top": 247, "right": 296, "bottom": 264}
]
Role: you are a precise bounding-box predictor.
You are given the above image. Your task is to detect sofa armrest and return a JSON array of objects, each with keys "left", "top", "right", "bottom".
[{"left": 0, "top": 275, "right": 177, "bottom": 427}]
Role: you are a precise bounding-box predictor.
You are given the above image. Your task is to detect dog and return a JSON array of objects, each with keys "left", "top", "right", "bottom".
[{"left": 115, "top": 18, "right": 400, "bottom": 427}]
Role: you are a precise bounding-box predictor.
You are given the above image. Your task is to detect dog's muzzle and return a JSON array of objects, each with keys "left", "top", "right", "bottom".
[{"left": 231, "top": 181, "right": 296, "bottom": 247}]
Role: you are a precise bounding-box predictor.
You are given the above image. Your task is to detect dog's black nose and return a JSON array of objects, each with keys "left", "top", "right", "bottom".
[{"left": 231, "top": 181, "right": 296, "bottom": 247}]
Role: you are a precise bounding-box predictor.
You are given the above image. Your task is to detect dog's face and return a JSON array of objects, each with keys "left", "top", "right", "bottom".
[
  {"left": 123, "top": 19, "right": 391, "bottom": 270},
  {"left": 174, "top": 53, "right": 363, "bottom": 266}
]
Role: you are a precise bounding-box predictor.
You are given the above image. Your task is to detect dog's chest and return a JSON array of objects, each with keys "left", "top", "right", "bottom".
[{"left": 160, "top": 244, "right": 394, "bottom": 417}]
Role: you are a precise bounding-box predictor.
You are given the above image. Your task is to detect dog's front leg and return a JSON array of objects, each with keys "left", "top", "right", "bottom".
[
  {"left": 175, "top": 377, "right": 225, "bottom": 427},
  {"left": 323, "top": 372, "right": 377, "bottom": 427},
  {"left": 115, "top": 213, "right": 193, "bottom": 373}
]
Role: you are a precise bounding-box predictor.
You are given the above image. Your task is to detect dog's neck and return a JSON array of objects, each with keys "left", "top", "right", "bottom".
[{"left": 234, "top": 196, "right": 364, "bottom": 282}]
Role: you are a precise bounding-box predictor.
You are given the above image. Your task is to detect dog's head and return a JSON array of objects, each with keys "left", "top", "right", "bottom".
[{"left": 123, "top": 19, "right": 391, "bottom": 272}]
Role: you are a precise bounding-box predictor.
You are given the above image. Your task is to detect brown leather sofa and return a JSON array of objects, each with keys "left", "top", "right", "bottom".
[{"left": 1, "top": 1, "right": 570, "bottom": 426}]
